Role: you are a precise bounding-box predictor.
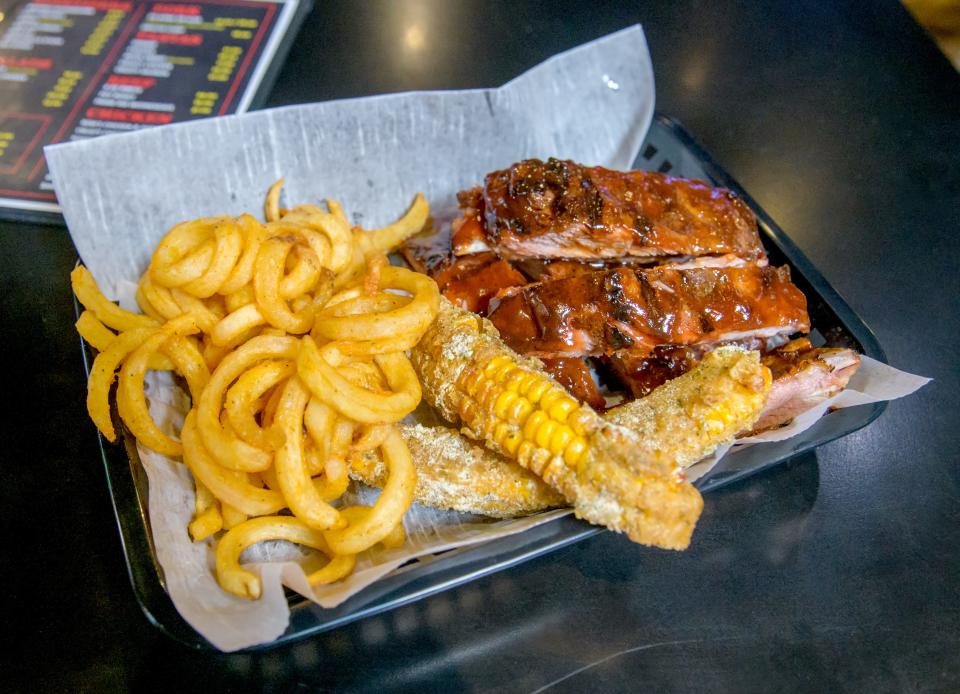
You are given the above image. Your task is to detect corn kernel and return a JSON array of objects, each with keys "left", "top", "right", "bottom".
[
  {"left": 459, "top": 367, "right": 483, "bottom": 397},
  {"left": 525, "top": 378, "right": 551, "bottom": 403},
  {"left": 517, "top": 440, "right": 534, "bottom": 466},
  {"left": 534, "top": 419, "right": 557, "bottom": 449},
  {"left": 539, "top": 388, "right": 565, "bottom": 412},
  {"left": 504, "top": 370, "right": 527, "bottom": 392},
  {"left": 563, "top": 437, "right": 587, "bottom": 466},
  {"left": 475, "top": 378, "right": 496, "bottom": 410},
  {"left": 529, "top": 447, "right": 552, "bottom": 475},
  {"left": 483, "top": 354, "right": 512, "bottom": 377},
  {"left": 523, "top": 410, "right": 547, "bottom": 442},
  {"left": 494, "top": 422, "right": 522, "bottom": 456},
  {"left": 509, "top": 397, "right": 534, "bottom": 425},
  {"left": 514, "top": 371, "right": 536, "bottom": 394},
  {"left": 547, "top": 397, "right": 577, "bottom": 423},
  {"left": 493, "top": 390, "right": 518, "bottom": 420},
  {"left": 567, "top": 409, "right": 592, "bottom": 436},
  {"left": 486, "top": 357, "right": 514, "bottom": 383},
  {"left": 548, "top": 426, "right": 574, "bottom": 456}
]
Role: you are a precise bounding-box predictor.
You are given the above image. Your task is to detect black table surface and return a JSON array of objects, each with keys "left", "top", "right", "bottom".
[{"left": 5, "top": 1, "right": 958, "bottom": 692}]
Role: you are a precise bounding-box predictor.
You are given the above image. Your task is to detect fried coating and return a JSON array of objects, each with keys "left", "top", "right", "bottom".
[
  {"left": 604, "top": 346, "right": 773, "bottom": 467},
  {"left": 350, "top": 423, "right": 566, "bottom": 518}
]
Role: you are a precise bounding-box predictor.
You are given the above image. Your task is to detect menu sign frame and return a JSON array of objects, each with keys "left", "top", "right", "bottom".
[{"left": 0, "top": 0, "right": 309, "bottom": 223}]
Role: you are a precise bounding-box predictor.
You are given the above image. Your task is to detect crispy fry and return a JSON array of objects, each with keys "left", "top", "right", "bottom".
[
  {"left": 312, "top": 266, "right": 438, "bottom": 342},
  {"left": 87, "top": 327, "right": 156, "bottom": 441},
  {"left": 215, "top": 515, "right": 344, "bottom": 599},
  {"left": 182, "top": 410, "right": 286, "bottom": 516},
  {"left": 273, "top": 376, "right": 344, "bottom": 530},
  {"left": 253, "top": 237, "right": 318, "bottom": 333},
  {"left": 298, "top": 338, "right": 421, "bottom": 423},
  {"left": 197, "top": 335, "right": 298, "bottom": 472},
  {"left": 117, "top": 314, "right": 199, "bottom": 456},
  {"left": 264, "top": 179, "right": 285, "bottom": 223},
  {"left": 72, "top": 265, "right": 159, "bottom": 332},
  {"left": 360, "top": 193, "right": 429, "bottom": 255},
  {"left": 225, "top": 359, "right": 293, "bottom": 449},
  {"left": 150, "top": 218, "right": 219, "bottom": 288},
  {"left": 324, "top": 428, "right": 415, "bottom": 554}
]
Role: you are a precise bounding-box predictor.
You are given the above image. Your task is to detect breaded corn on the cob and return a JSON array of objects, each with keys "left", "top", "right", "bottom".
[
  {"left": 604, "top": 347, "right": 773, "bottom": 467},
  {"left": 412, "top": 299, "right": 725, "bottom": 549},
  {"left": 350, "top": 423, "right": 566, "bottom": 518}
]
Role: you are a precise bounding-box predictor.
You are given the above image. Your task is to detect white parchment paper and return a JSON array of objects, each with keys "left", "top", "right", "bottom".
[{"left": 48, "top": 25, "right": 929, "bottom": 651}]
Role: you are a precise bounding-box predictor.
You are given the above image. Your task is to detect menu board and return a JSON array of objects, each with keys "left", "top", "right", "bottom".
[{"left": 0, "top": 0, "right": 305, "bottom": 220}]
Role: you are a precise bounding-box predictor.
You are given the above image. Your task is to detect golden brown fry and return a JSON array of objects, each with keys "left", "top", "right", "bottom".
[
  {"left": 215, "top": 515, "right": 345, "bottom": 599},
  {"left": 264, "top": 179, "right": 285, "bottom": 223},
  {"left": 360, "top": 193, "right": 429, "bottom": 255},
  {"left": 117, "top": 314, "right": 199, "bottom": 456},
  {"left": 197, "top": 335, "right": 298, "bottom": 472},
  {"left": 182, "top": 410, "right": 286, "bottom": 516},
  {"left": 72, "top": 265, "right": 159, "bottom": 332},
  {"left": 298, "top": 338, "right": 421, "bottom": 423},
  {"left": 225, "top": 359, "right": 294, "bottom": 449},
  {"left": 87, "top": 327, "right": 156, "bottom": 441},
  {"left": 273, "top": 376, "right": 343, "bottom": 530},
  {"left": 313, "top": 266, "right": 438, "bottom": 342},
  {"left": 324, "top": 428, "right": 415, "bottom": 554},
  {"left": 74, "top": 310, "right": 122, "bottom": 352},
  {"left": 75, "top": 186, "right": 438, "bottom": 598}
]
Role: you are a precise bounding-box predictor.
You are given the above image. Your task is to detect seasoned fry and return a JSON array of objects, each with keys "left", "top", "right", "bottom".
[
  {"left": 87, "top": 327, "right": 156, "bottom": 441},
  {"left": 181, "top": 410, "right": 286, "bottom": 516},
  {"left": 117, "top": 315, "right": 199, "bottom": 456},
  {"left": 215, "top": 515, "right": 344, "bottom": 599},
  {"left": 197, "top": 335, "right": 298, "bottom": 472},
  {"left": 324, "top": 428, "right": 416, "bottom": 554},
  {"left": 298, "top": 338, "right": 421, "bottom": 424},
  {"left": 273, "top": 376, "right": 344, "bottom": 530},
  {"left": 72, "top": 265, "right": 158, "bottom": 332}
]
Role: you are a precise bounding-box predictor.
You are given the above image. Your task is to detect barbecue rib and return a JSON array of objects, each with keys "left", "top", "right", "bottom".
[
  {"left": 486, "top": 264, "right": 810, "bottom": 358},
  {"left": 746, "top": 339, "right": 861, "bottom": 434},
  {"left": 452, "top": 158, "right": 765, "bottom": 262}
]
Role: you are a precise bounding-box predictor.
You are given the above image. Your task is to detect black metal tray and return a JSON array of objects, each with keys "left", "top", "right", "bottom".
[{"left": 79, "top": 113, "right": 887, "bottom": 651}]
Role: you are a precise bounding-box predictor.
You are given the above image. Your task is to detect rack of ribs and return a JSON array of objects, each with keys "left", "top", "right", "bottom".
[{"left": 402, "top": 158, "right": 858, "bottom": 434}]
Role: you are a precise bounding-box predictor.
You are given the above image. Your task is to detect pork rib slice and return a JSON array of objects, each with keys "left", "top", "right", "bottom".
[
  {"left": 452, "top": 158, "right": 766, "bottom": 262},
  {"left": 487, "top": 263, "right": 810, "bottom": 358}
]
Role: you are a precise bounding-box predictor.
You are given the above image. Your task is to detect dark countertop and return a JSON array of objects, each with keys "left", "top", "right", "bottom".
[{"left": 4, "top": 1, "right": 958, "bottom": 691}]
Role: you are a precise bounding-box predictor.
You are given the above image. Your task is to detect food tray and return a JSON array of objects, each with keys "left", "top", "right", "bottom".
[{"left": 78, "top": 114, "right": 887, "bottom": 650}]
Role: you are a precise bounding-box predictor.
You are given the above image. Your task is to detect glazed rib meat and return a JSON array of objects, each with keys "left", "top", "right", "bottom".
[
  {"left": 487, "top": 264, "right": 810, "bottom": 358},
  {"left": 453, "top": 158, "right": 765, "bottom": 262},
  {"left": 745, "top": 339, "right": 861, "bottom": 435}
]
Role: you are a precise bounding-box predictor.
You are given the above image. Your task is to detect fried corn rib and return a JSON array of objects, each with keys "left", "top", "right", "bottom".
[
  {"left": 603, "top": 347, "right": 773, "bottom": 467},
  {"left": 350, "top": 423, "right": 566, "bottom": 518},
  {"left": 412, "top": 299, "right": 716, "bottom": 549}
]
